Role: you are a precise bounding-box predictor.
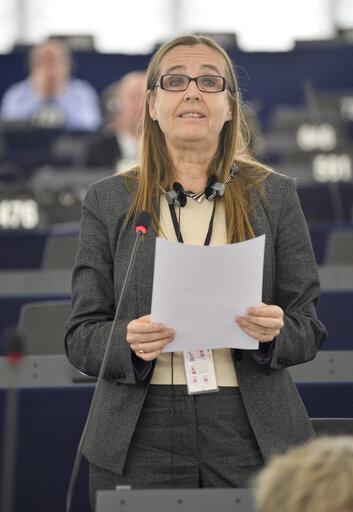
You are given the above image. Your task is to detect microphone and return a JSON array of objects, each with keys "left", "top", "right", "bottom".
[
  {"left": 65, "top": 210, "right": 152, "bottom": 512},
  {"left": 165, "top": 182, "right": 187, "bottom": 207},
  {"left": 2, "top": 328, "right": 24, "bottom": 365},
  {"left": 165, "top": 162, "right": 239, "bottom": 207},
  {"left": 135, "top": 209, "right": 152, "bottom": 234}
]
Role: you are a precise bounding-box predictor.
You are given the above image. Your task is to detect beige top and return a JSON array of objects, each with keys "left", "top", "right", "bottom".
[{"left": 150, "top": 194, "right": 238, "bottom": 386}]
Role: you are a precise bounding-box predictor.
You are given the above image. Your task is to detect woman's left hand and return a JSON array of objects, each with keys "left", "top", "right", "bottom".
[{"left": 235, "top": 302, "right": 284, "bottom": 343}]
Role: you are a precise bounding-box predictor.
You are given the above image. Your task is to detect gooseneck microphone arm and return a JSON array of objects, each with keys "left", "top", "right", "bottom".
[
  {"left": 1, "top": 330, "right": 24, "bottom": 512},
  {"left": 66, "top": 210, "right": 152, "bottom": 512}
]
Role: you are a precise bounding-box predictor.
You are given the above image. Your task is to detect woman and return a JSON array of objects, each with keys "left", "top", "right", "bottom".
[{"left": 64, "top": 35, "right": 327, "bottom": 509}]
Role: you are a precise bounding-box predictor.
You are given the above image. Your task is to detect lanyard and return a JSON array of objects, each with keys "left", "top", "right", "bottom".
[{"left": 168, "top": 200, "right": 217, "bottom": 246}]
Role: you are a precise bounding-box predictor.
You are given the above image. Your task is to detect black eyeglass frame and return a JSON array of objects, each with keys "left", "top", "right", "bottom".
[{"left": 155, "top": 74, "right": 227, "bottom": 93}]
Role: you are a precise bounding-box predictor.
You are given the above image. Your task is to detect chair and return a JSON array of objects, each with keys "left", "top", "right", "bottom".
[
  {"left": 0, "top": 230, "right": 48, "bottom": 269},
  {"left": 2, "top": 299, "right": 96, "bottom": 386},
  {"left": 296, "top": 181, "right": 353, "bottom": 224},
  {"left": 18, "top": 300, "right": 71, "bottom": 355},
  {"left": 325, "top": 229, "right": 353, "bottom": 264},
  {"left": 41, "top": 234, "right": 79, "bottom": 269},
  {"left": 0, "top": 292, "right": 70, "bottom": 342}
]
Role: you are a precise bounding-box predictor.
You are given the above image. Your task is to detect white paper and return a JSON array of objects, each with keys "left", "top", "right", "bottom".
[{"left": 151, "top": 235, "right": 265, "bottom": 352}]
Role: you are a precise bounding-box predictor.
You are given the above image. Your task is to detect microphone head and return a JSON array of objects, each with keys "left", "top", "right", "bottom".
[
  {"left": 1, "top": 326, "right": 25, "bottom": 364},
  {"left": 172, "top": 182, "right": 187, "bottom": 207},
  {"left": 135, "top": 210, "right": 152, "bottom": 234},
  {"left": 204, "top": 174, "right": 217, "bottom": 199}
]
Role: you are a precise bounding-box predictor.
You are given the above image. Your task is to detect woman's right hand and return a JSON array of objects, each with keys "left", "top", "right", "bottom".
[{"left": 126, "top": 314, "right": 175, "bottom": 361}]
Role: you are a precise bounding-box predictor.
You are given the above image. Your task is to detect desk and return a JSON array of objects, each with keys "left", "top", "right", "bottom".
[
  {"left": 97, "top": 488, "right": 256, "bottom": 512},
  {"left": 0, "top": 386, "right": 92, "bottom": 512},
  {"left": 317, "top": 290, "right": 353, "bottom": 350},
  {"left": 0, "top": 269, "right": 72, "bottom": 295},
  {"left": 0, "top": 380, "right": 352, "bottom": 512}
]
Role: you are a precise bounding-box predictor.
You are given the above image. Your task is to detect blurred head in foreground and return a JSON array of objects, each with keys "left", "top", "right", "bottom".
[{"left": 254, "top": 436, "right": 353, "bottom": 512}]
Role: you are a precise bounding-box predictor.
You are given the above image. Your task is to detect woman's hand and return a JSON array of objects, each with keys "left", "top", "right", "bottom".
[
  {"left": 235, "top": 303, "right": 284, "bottom": 343},
  {"left": 126, "top": 314, "right": 175, "bottom": 361}
]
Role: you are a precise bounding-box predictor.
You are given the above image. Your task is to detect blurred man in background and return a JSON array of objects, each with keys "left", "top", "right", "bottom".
[
  {"left": 0, "top": 38, "right": 102, "bottom": 131},
  {"left": 82, "top": 71, "right": 145, "bottom": 171}
]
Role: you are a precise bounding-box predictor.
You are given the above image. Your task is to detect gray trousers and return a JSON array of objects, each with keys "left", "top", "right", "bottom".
[{"left": 89, "top": 385, "right": 264, "bottom": 511}]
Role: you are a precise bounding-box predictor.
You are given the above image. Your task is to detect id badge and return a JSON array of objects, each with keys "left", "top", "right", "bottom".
[{"left": 182, "top": 349, "right": 219, "bottom": 395}]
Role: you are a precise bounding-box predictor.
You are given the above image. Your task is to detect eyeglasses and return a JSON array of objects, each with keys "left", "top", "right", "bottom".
[{"left": 155, "top": 74, "right": 227, "bottom": 93}]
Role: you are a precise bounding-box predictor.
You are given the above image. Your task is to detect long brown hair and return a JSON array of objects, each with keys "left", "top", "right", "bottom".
[{"left": 124, "top": 34, "right": 271, "bottom": 243}]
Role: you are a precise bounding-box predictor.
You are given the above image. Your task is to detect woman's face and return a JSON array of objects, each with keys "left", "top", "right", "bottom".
[{"left": 147, "top": 44, "right": 233, "bottom": 155}]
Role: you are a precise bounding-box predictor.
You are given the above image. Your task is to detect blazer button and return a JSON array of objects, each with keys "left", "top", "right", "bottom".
[
  {"left": 118, "top": 372, "right": 126, "bottom": 379},
  {"left": 234, "top": 349, "right": 242, "bottom": 361}
]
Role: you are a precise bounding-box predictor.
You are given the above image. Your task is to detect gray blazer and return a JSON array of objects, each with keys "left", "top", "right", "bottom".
[{"left": 65, "top": 171, "right": 327, "bottom": 475}]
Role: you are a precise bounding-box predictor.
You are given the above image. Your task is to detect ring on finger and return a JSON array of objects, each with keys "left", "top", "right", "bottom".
[
  {"left": 139, "top": 344, "right": 145, "bottom": 355},
  {"left": 264, "top": 327, "right": 271, "bottom": 336}
]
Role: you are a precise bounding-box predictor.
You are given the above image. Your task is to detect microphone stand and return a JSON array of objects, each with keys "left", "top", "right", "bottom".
[
  {"left": 1, "top": 330, "right": 24, "bottom": 512},
  {"left": 66, "top": 227, "right": 147, "bottom": 512}
]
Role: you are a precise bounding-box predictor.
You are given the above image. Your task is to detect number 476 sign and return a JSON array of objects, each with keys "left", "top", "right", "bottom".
[{"left": 0, "top": 199, "right": 40, "bottom": 229}]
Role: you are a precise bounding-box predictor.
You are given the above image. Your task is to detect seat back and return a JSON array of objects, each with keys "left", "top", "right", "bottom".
[
  {"left": 325, "top": 229, "right": 353, "bottom": 264},
  {"left": 18, "top": 300, "right": 71, "bottom": 355},
  {"left": 42, "top": 235, "right": 79, "bottom": 269}
]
